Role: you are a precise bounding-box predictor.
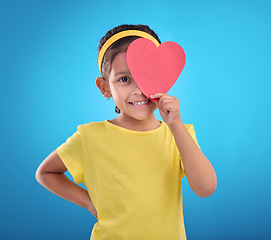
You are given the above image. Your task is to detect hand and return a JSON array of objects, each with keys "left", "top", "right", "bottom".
[{"left": 150, "top": 93, "right": 182, "bottom": 127}]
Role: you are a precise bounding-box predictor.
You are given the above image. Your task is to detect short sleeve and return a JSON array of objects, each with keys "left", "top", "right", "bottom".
[
  {"left": 180, "top": 124, "right": 201, "bottom": 177},
  {"left": 56, "top": 126, "right": 84, "bottom": 183}
]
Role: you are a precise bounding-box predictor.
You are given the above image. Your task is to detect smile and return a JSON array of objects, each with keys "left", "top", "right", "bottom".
[{"left": 129, "top": 99, "right": 150, "bottom": 106}]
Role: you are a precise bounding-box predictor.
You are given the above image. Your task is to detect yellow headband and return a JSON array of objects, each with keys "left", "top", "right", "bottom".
[{"left": 98, "top": 30, "right": 160, "bottom": 76}]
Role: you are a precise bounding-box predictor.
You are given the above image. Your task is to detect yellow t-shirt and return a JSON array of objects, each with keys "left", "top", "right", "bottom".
[{"left": 57, "top": 120, "right": 199, "bottom": 240}]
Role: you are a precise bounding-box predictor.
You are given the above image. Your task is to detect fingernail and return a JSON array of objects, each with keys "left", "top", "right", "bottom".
[{"left": 150, "top": 95, "right": 154, "bottom": 98}]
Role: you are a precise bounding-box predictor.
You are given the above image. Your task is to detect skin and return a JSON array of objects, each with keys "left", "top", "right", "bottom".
[
  {"left": 96, "top": 52, "right": 160, "bottom": 131},
  {"left": 97, "top": 52, "right": 217, "bottom": 198},
  {"left": 36, "top": 50, "right": 217, "bottom": 222}
]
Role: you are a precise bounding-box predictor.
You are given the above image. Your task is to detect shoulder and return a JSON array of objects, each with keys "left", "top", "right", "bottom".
[
  {"left": 78, "top": 120, "right": 107, "bottom": 130},
  {"left": 183, "top": 123, "right": 195, "bottom": 133},
  {"left": 163, "top": 122, "right": 197, "bottom": 139},
  {"left": 163, "top": 122, "right": 195, "bottom": 132},
  {"left": 76, "top": 121, "right": 108, "bottom": 137}
]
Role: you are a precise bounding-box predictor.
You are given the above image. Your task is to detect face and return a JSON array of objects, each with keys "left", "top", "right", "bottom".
[{"left": 107, "top": 52, "right": 157, "bottom": 121}]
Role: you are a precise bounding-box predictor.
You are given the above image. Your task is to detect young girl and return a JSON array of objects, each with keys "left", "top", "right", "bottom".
[{"left": 36, "top": 24, "right": 217, "bottom": 240}]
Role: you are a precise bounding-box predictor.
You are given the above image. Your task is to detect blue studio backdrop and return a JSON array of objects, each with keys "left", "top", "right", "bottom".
[{"left": 1, "top": 0, "right": 270, "bottom": 239}]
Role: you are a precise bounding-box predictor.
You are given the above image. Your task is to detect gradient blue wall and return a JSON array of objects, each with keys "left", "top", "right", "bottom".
[{"left": 1, "top": 0, "right": 270, "bottom": 239}]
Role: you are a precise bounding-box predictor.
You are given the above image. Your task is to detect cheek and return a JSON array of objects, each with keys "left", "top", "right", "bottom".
[
  {"left": 112, "top": 85, "right": 128, "bottom": 96},
  {"left": 111, "top": 88, "right": 120, "bottom": 97},
  {"left": 110, "top": 87, "right": 124, "bottom": 102}
]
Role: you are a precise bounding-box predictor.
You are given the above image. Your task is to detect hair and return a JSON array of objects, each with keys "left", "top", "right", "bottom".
[{"left": 98, "top": 24, "right": 161, "bottom": 80}]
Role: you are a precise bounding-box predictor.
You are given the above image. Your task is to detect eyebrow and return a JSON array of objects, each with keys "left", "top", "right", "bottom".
[{"left": 114, "top": 71, "right": 130, "bottom": 76}]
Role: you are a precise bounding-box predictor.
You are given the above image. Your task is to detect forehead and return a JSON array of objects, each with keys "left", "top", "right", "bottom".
[{"left": 109, "top": 52, "right": 130, "bottom": 76}]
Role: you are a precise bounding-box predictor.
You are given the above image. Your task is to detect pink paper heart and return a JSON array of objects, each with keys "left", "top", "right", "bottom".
[{"left": 126, "top": 38, "right": 186, "bottom": 101}]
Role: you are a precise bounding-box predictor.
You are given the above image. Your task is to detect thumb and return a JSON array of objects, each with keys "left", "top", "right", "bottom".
[{"left": 150, "top": 93, "right": 163, "bottom": 105}]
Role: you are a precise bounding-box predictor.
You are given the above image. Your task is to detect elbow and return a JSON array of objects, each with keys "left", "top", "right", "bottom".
[
  {"left": 197, "top": 185, "right": 216, "bottom": 198},
  {"left": 35, "top": 168, "right": 42, "bottom": 184},
  {"left": 35, "top": 165, "right": 46, "bottom": 185},
  {"left": 196, "top": 176, "right": 217, "bottom": 198},
  {"left": 35, "top": 160, "right": 49, "bottom": 185}
]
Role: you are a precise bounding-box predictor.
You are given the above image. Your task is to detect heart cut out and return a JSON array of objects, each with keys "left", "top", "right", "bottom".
[{"left": 126, "top": 38, "right": 186, "bottom": 101}]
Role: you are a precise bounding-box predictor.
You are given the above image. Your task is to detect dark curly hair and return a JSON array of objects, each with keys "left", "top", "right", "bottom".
[{"left": 98, "top": 24, "right": 161, "bottom": 80}]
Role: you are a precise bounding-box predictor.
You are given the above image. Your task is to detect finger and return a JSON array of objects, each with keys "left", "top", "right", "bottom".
[
  {"left": 160, "top": 102, "right": 176, "bottom": 113},
  {"left": 158, "top": 104, "right": 169, "bottom": 114},
  {"left": 150, "top": 93, "right": 166, "bottom": 99},
  {"left": 151, "top": 94, "right": 171, "bottom": 106},
  {"left": 157, "top": 97, "right": 174, "bottom": 108},
  {"left": 158, "top": 97, "right": 174, "bottom": 104}
]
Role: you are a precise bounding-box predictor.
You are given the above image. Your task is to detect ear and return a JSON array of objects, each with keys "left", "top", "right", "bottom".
[{"left": 96, "top": 77, "right": 112, "bottom": 98}]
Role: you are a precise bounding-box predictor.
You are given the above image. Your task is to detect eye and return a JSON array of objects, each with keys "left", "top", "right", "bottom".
[{"left": 119, "top": 76, "right": 130, "bottom": 83}]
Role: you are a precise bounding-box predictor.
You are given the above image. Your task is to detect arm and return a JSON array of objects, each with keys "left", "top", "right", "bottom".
[
  {"left": 167, "top": 122, "right": 217, "bottom": 197},
  {"left": 150, "top": 94, "right": 217, "bottom": 198},
  {"left": 35, "top": 150, "right": 98, "bottom": 219}
]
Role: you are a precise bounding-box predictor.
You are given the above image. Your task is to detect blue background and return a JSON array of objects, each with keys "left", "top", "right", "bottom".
[{"left": 1, "top": 0, "right": 270, "bottom": 239}]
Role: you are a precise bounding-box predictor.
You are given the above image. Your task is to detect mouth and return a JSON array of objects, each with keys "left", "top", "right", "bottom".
[{"left": 129, "top": 99, "right": 150, "bottom": 106}]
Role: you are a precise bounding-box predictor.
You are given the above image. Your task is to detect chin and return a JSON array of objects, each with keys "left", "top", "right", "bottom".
[{"left": 121, "top": 104, "right": 157, "bottom": 121}]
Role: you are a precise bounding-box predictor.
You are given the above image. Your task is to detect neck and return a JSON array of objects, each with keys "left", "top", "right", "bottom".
[{"left": 110, "top": 113, "right": 161, "bottom": 131}]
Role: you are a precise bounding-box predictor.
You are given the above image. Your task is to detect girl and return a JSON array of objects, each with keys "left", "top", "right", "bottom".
[{"left": 36, "top": 24, "right": 217, "bottom": 240}]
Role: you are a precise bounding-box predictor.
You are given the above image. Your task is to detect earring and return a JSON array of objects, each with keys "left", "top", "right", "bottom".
[
  {"left": 106, "top": 97, "right": 110, "bottom": 100},
  {"left": 115, "top": 106, "right": 121, "bottom": 114}
]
